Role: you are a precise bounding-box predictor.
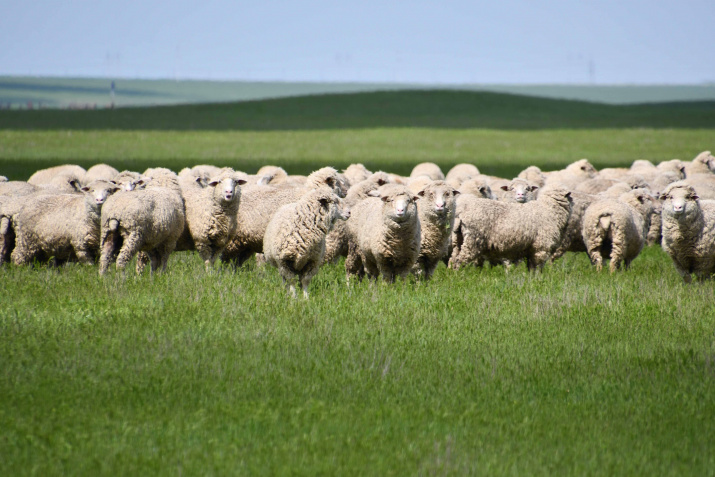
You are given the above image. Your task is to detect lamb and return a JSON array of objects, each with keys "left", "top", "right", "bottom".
[
  {"left": 179, "top": 168, "right": 247, "bottom": 270},
  {"left": 450, "top": 186, "right": 572, "bottom": 271},
  {"left": 27, "top": 165, "right": 86, "bottom": 187},
  {"left": 660, "top": 182, "right": 715, "bottom": 282},
  {"left": 581, "top": 189, "right": 654, "bottom": 273},
  {"left": 10, "top": 180, "right": 120, "bottom": 266},
  {"left": 84, "top": 164, "right": 119, "bottom": 184},
  {"left": 323, "top": 174, "right": 390, "bottom": 264},
  {"left": 263, "top": 189, "right": 350, "bottom": 298},
  {"left": 345, "top": 184, "right": 421, "bottom": 282},
  {"left": 410, "top": 162, "right": 445, "bottom": 181},
  {"left": 545, "top": 159, "right": 598, "bottom": 189},
  {"left": 684, "top": 151, "right": 715, "bottom": 178},
  {"left": 413, "top": 181, "right": 459, "bottom": 279},
  {"left": 495, "top": 178, "right": 538, "bottom": 203},
  {"left": 99, "top": 168, "right": 186, "bottom": 275},
  {"left": 343, "top": 163, "right": 372, "bottom": 186},
  {"left": 221, "top": 167, "right": 347, "bottom": 268}
]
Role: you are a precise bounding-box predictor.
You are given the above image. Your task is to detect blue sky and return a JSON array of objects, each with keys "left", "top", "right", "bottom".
[{"left": 2, "top": 0, "right": 714, "bottom": 84}]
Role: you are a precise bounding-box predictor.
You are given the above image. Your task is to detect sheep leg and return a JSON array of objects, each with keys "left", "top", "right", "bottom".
[
  {"left": 0, "top": 225, "right": 15, "bottom": 265},
  {"left": 608, "top": 228, "right": 626, "bottom": 273},
  {"left": 155, "top": 240, "right": 176, "bottom": 273},
  {"left": 116, "top": 232, "right": 142, "bottom": 272},
  {"left": 300, "top": 274, "right": 312, "bottom": 299},
  {"left": 528, "top": 251, "right": 549, "bottom": 272},
  {"left": 73, "top": 244, "right": 95, "bottom": 266},
  {"left": 345, "top": 242, "right": 364, "bottom": 283}
]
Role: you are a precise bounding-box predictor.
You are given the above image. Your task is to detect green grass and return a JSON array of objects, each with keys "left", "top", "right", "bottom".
[
  {"left": 1, "top": 90, "right": 715, "bottom": 475},
  {"left": 1, "top": 90, "right": 715, "bottom": 131}
]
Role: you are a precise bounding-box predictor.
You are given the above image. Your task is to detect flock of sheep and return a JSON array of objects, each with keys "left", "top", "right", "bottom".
[{"left": 1, "top": 150, "right": 715, "bottom": 297}]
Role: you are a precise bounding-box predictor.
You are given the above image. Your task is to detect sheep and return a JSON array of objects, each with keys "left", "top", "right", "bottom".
[
  {"left": 264, "top": 189, "right": 350, "bottom": 298},
  {"left": 99, "top": 169, "right": 185, "bottom": 275},
  {"left": 660, "top": 182, "right": 715, "bottom": 282},
  {"left": 345, "top": 184, "right": 421, "bottom": 282},
  {"left": 645, "top": 195, "right": 663, "bottom": 246},
  {"left": 450, "top": 186, "right": 573, "bottom": 271},
  {"left": 179, "top": 168, "right": 247, "bottom": 270},
  {"left": 517, "top": 166, "right": 547, "bottom": 188},
  {"left": 575, "top": 178, "right": 621, "bottom": 194},
  {"left": 343, "top": 163, "right": 372, "bottom": 186},
  {"left": 597, "top": 167, "right": 630, "bottom": 181},
  {"left": 84, "top": 164, "right": 119, "bottom": 184},
  {"left": 0, "top": 195, "right": 28, "bottom": 264},
  {"left": 681, "top": 176, "right": 715, "bottom": 200},
  {"left": 445, "top": 163, "right": 480, "bottom": 186},
  {"left": 550, "top": 190, "right": 596, "bottom": 260},
  {"left": 544, "top": 159, "right": 598, "bottom": 189},
  {"left": 112, "top": 170, "right": 145, "bottom": 191},
  {"left": 323, "top": 174, "right": 390, "bottom": 264},
  {"left": 10, "top": 180, "right": 120, "bottom": 266},
  {"left": 581, "top": 189, "right": 654, "bottom": 273},
  {"left": 255, "top": 165, "right": 289, "bottom": 186},
  {"left": 221, "top": 167, "right": 347, "bottom": 268},
  {"left": 413, "top": 181, "right": 459, "bottom": 279},
  {"left": 495, "top": 178, "right": 539, "bottom": 203},
  {"left": 0, "top": 176, "right": 7, "bottom": 182},
  {"left": 656, "top": 159, "right": 686, "bottom": 178},
  {"left": 0, "top": 181, "right": 38, "bottom": 197},
  {"left": 410, "top": 162, "right": 445, "bottom": 181},
  {"left": 457, "top": 178, "right": 493, "bottom": 199},
  {"left": 684, "top": 151, "right": 715, "bottom": 177},
  {"left": 407, "top": 175, "right": 434, "bottom": 195},
  {"left": 27, "top": 165, "right": 86, "bottom": 187},
  {"left": 649, "top": 171, "right": 682, "bottom": 196}
]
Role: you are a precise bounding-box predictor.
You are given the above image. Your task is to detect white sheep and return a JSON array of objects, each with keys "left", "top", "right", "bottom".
[
  {"left": 581, "top": 189, "right": 654, "bottom": 273},
  {"left": 410, "top": 162, "right": 445, "bottom": 181},
  {"left": 99, "top": 169, "right": 185, "bottom": 275},
  {"left": 11, "top": 180, "right": 120, "bottom": 266},
  {"left": 413, "top": 180, "right": 459, "bottom": 279},
  {"left": 684, "top": 151, "right": 715, "bottom": 177},
  {"left": 343, "top": 163, "right": 372, "bottom": 186},
  {"left": 660, "top": 182, "right": 715, "bottom": 282},
  {"left": 449, "top": 186, "right": 572, "bottom": 271},
  {"left": 179, "top": 168, "right": 247, "bottom": 270},
  {"left": 84, "top": 164, "right": 119, "bottom": 184},
  {"left": 544, "top": 159, "right": 598, "bottom": 189},
  {"left": 221, "top": 167, "right": 347, "bottom": 268},
  {"left": 346, "top": 184, "right": 421, "bottom": 282},
  {"left": 495, "top": 178, "right": 539, "bottom": 203},
  {"left": 445, "top": 163, "right": 480, "bottom": 186},
  {"left": 264, "top": 189, "right": 349, "bottom": 298},
  {"left": 27, "top": 165, "right": 86, "bottom": 187}
]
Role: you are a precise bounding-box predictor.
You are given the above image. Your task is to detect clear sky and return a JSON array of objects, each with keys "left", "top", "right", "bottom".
[{"left": 2, "top": 0, "right": 714, "bottom": 84}]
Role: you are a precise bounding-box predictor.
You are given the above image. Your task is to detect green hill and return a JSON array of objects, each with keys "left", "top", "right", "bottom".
[{"left": 1, "top": 90, "right": 714, "bottom": 131}]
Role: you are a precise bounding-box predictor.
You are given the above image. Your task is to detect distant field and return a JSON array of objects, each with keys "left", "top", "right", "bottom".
[
  {"left": 2, "top": 76, "right": 715, "bottom": 108},
  {"left": 1, "top": 90, "right": 714, "bottom": 475}
]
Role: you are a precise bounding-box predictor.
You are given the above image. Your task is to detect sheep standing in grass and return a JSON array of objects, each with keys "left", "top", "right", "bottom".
[
  {"left": 346, "top": 184, "right": 421, "bottom": 282},
  {"left": 99, "top": 169, "right": 185, "bottom": 275},
  {"left": 413, "top": 181, "right": 458, "bottom": 279},
  {"left": 449, "top": 186, "right": 572, "bottom": 271},
  {"left": 581, "top": 190, "right": 654, "bottom": 273},
  {"left": 323, "top": 174, "right": 390, "bottom": 264},
  {"left": 660, "top": 182, "right": 715, "bottom": 282},
  {"left": 221, "top": 167, "right": 347, "bottom": 268},
  {"left": 551, "top": 190, "right": 597, "bottom": 260},
  {"left": 180, "top": 168, "right": 247, "bottom": 270},
  {"left": 10, "top": 180, "right": 120, "bottom": 266},
  {"left": 264, "top": 189, "right": 349, "bottom": 298},
  {"left": 28, "top": 165, "right": 86, "bottom": 187}
]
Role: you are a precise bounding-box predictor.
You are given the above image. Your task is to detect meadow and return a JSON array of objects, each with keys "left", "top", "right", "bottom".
[{"left": 1, "top": 90, "right": 715, "bottom": 475}]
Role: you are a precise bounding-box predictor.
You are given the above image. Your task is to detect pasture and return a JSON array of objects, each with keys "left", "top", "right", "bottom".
[{"left": 1, "top": 90, "right": 715, "bottom": 475}]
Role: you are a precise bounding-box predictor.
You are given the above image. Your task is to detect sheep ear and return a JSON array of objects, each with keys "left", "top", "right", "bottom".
[
  {"left": 417, "top": 190, "right": 426, "bottom": 197},
  {"left": 194, "top": 177, "right": 203, "bottom": 184},
  {"left": 377, "top": 178, "right": 388, "bottom": 186},
  {"left": 453, "top": 190, "right": 460, "bottom": 196},
  {"left": 80, "top": 186, "right": 90, "bottom": 192},
  {"left": 565, "top": 192, "right": 572, "bottom": 198},
  {"left": 207, "top": 180, "right": 220, "bottom": 187},
  {"left": 659, "top": 194, "right": 667, "bottom": 200},
  {"left": 325, "top": 177, "right": 335, "bottom": 187},
  {"left": 257, "top": 174, "right": 272, "bottom": 185},
  {"left": 111, "top": 187, "right": 121, "bottom": 193},
  {"left": 500, "top": 185, "right": 509, "bottom": 191},
  {"left": 367, "top": 190, "right": 380, "bottom": 197},
  {"left": 381, "top": 195, "right": 390, "bottom": 202},
  {"left": 70, "top": 179, "right": 83, "bottom": 191},
  {"left": 637, "top": 195, "right": 645, "bottom": 203},
  {"left": 319, "top": 197, "right": 332, "bottom": 206},
  {"left": 693, "top": 195, "right": 699, "bottom": 200},
  {"left": 234, "top": 176, "right": 247, "bottom": 185},
  {"left": 413, "top": 195, "right": 420, "bottom": 202},
  {"left": 531, "top": 186, "right": 539, "bottom": 192}
]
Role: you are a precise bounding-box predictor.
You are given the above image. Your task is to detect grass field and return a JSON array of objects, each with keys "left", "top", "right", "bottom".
[
  {"left": 1, "top": 90, "right": 715, "bottom": 475},
  {"left": 3, "top": 76, "right": 715, "bottom": 108}
]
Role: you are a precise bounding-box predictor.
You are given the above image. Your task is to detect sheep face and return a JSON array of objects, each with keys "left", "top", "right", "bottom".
[
  {"left": 418, "top": 182, "right": 459, "bottom": 216},
  {"left": 568, "top": 159, "right": 598, "bottom": 179},
  {"left": 377, "top": 192, "right": 418, "bottom": 223},
  {"left": 81, "top": 181, "right": 120, "bottom": 208},
  {"left": 501, "top": 180, "right": 537, "bottom": 203},
  {"left": 209, "top": 176, "right": 247, "bottom": 203},
  {"left": 661, "top": 186, "right": 699, "bottom": 218}
]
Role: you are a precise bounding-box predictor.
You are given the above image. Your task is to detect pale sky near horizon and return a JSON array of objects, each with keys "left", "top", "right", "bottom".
[{"left": 1, "top": 0, "right": 714, "bottom": 84}]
